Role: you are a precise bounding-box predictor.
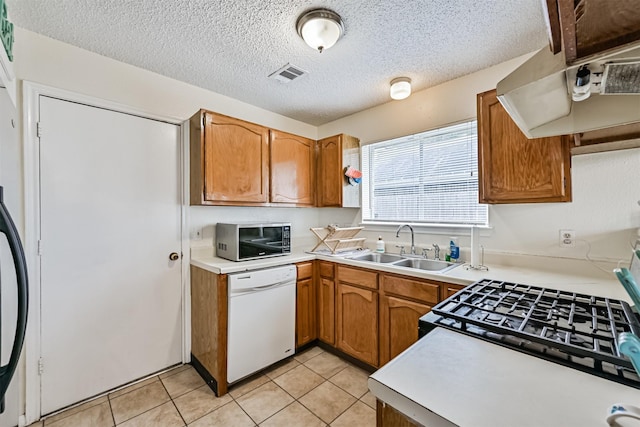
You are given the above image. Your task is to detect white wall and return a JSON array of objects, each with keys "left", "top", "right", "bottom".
[
  {"left": 190, "top": 206, "right": 340, "bottom": 250},
  {"left": 318, "top": 55, "right": 640, "bottom": 263},
  {"left": 14, "top": 29, "right": 317, "bottom": 140}
]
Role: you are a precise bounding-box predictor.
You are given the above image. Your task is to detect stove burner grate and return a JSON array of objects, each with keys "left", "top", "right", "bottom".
[{"left": 425, "top": 279, "right": 640, "bottom": 388}]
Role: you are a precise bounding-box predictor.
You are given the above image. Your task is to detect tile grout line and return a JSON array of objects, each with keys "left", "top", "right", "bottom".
[
  {"left": 107, "top": 398, "right": 116, "bottom": 427},
  {"left": 113, "top": 376, "right": 174, "bottom": 426},
  {"left": 168, "top": 399, "right": 188, "bottom": 427},
  {"left": 157, "top": 374, "right": 182, "bottom": 424}
]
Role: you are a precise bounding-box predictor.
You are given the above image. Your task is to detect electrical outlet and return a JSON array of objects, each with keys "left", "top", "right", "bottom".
[
  {"left": 190, "top": 227, "right": 203, "bottom": 240},
  {"left": 559, "top": 229, "right": 575, "bottom": 247}
]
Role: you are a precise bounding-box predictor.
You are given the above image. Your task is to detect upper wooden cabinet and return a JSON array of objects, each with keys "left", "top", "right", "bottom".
[
  {"left": 190, "top": 110, "right": 269, "bottom": 205},
  {"left": 477, "top": 89, "right": 572, "bottom": 204},
  {"left": 543, "top": 0, "right": 640, "bottom": 63},
  {"left": 270, "top": 130, "right": 316, "bottom": 206},
  {"left": 190, "top": 110, "right": 360, "bottom": 207},
  {"left": 317, "top": 134, "right": 361, "bottom": 208}
]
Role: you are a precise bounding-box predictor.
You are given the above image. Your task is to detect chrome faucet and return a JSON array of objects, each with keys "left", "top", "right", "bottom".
[
  {"left": 432, "top": 243, "right": 440, "bottom": 260},
  {"left": 395, "top": 224, "right": 416, "bottom": 255}
]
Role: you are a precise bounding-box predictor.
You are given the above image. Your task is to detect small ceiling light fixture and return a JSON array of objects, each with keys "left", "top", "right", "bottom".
[
  {"left": 390, "top": 77, "right": 412, "bottom": 100},
  {"left": 296, "top": 9, "right": 344, "bottom": 53}
]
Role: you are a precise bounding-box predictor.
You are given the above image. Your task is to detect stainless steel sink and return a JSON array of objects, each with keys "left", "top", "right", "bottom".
[
  {"left": 391, "top": 258, "right": 458, "bottom": 272},
  {"left": 347, "top": 252, "right": 460, "bottom": 273},
  {"left": 348, "top": 253, "right": 405, "bottom": 263}
]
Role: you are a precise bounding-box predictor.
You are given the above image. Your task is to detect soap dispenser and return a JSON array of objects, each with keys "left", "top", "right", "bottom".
[{"left": 376, "top": 236, "right": 385, "bottom": 253}]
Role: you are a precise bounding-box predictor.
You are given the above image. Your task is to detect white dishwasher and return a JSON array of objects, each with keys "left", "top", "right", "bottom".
[{"left": 227, "top": 264, "right": 296, "bottom": 383}]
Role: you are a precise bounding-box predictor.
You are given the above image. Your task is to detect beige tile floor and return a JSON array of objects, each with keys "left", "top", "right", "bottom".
[{"left": 28, "top": 346, "right": 376, "bottom": 427}]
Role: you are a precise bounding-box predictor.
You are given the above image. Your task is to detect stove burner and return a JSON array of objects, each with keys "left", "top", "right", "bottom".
[{"left": 422, "top": 278, "right": 640, "bottom": 389}]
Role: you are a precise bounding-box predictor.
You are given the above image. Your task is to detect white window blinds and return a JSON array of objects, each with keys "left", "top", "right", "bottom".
[{"left": 361, "top": 120, "right": 488, "bottom": 226}]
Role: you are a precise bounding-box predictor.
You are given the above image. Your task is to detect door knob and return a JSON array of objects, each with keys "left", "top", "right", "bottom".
[{"left": 169, "top": 252, "right": 180, "bottom": 261}]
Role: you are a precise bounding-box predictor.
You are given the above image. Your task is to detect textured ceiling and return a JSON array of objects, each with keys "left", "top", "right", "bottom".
[{"left": 7, "top": 0, "right": 549, "bottom": 125}]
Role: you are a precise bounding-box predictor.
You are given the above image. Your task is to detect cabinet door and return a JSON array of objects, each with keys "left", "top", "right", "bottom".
[
  {"left": 202, "top": 112, "right": 269, "bottom": 204},
  {"left": 477, "top": 89, "right": 572, "bottom": 204},
  {"left": 296, "top": 277, "right": 317, "bottom": 348},
  {"left": 318, "top": 277, "right": 335, "bottom": 345},
  {"left": 336, "top": 283, "right": 378, "bottom": 366},
  {"left": 379, "top": 296, "right": 431, "bottom": 366},
  {"left": 317, "top": 135, "right": 342, "bottom": 207},
  {"left": 270, "top": 130, "right": 315, "bottom": 205}
]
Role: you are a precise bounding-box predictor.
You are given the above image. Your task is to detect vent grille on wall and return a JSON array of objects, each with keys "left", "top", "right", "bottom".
[
  {"left": 601, "top": 61, "right": 640, "bottom": 94},
  {"left": 268, "top": 63, "right": 308, "bottom": 83}
]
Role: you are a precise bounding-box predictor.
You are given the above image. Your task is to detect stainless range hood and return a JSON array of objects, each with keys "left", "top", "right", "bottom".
[{"left": 497, "top": 43, "right": 640, "bottom": 139}]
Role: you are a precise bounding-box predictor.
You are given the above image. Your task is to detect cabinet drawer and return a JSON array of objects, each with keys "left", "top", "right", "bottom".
[
  {"left": 443, "top": 284, "right": 465, "bottom": 299},
  {"left": 319, "top": 261, "right": 334, "bottom": 279},
  {"left": 381, "top": 275, "right": 439, "bottom": 305},
  {"left": 337, "top": 265, "right": 378, "bottom": 290},
  {"left": 296, "top": 262, "right": 313, "bottom": 280}
]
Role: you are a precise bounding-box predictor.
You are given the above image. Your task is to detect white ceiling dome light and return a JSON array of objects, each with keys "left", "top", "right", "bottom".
[
  {"left": 296, "top": 9, "right": 344, "bottom": 53},
  {"left": 390, "top": 77, "right": 412, "bottom": 100}
]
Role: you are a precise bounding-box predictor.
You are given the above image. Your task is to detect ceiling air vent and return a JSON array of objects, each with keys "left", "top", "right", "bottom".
[
  {"left": 601, "top": 61, "right": 640, "bottom": 94},
  {"left": 268, "top": 63, "right": 308, "bottom": 83}
]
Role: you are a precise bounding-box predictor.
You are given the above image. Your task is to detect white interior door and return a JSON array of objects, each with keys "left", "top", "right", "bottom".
[{"left": 38, "top": 96, "right": 182, "bottom": 415}]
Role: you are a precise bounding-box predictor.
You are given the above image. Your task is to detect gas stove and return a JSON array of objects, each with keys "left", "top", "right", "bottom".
[{"left": 419, "top": 278, "right": 640, "bottom": 388}]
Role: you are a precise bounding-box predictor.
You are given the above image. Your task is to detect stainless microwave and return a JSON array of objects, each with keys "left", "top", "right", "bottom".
[{"left": 215, "top": 222, "right": 291, "bottom": 261}]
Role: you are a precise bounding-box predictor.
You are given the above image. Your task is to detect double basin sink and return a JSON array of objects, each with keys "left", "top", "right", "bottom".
[{"left": 346, "top": 252, "right": 460, "bottom": 273}]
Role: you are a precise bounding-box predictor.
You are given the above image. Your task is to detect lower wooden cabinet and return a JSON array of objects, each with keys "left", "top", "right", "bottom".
[
  {"left": 377, "top": 400, "right": 419, "bottom": 427},
  {"left": 379, "top": 296, "right": 432, "bottom": 366},
  {"left": 190, "top": 266, "right": 228, "bottom": 396},
  {"left": 318, "top": 276, "right": 336, "bottom": 345},
  {"left": 336, "top": 283, "right": 379, "bottom": 366},
  {"left": 296, "top": 262, "right": 316, "bottom": 348}
]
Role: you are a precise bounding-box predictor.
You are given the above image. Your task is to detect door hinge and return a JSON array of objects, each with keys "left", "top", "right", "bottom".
[
  {"left": 37, "top": 239, "right": 42, "bottom": 256},
  {"left": 38, "top": 358, "right": 44, "bottom": 375},
  {"left": 36, "top": 122, "right": 42, "bottom": 138}
]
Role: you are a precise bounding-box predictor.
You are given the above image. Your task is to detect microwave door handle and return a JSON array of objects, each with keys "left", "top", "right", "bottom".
[{"left": 0, "top": 187, "right": 28, "bottom": 413}]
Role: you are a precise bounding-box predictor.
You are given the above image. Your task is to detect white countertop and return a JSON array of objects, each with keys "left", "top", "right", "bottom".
[
  {"left": 190, "top": 247, "right": 315, "bottom": 274},
  {"left": 369, "top": 328, "right": 640, "bottom": 427},
  {"left": 190, "top": 246, "right": 628, "bottom": 302}
]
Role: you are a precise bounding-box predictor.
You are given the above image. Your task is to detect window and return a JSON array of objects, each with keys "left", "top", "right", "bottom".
[{"left": 361, "top": 120, "right": 488, "bottom": 226}]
